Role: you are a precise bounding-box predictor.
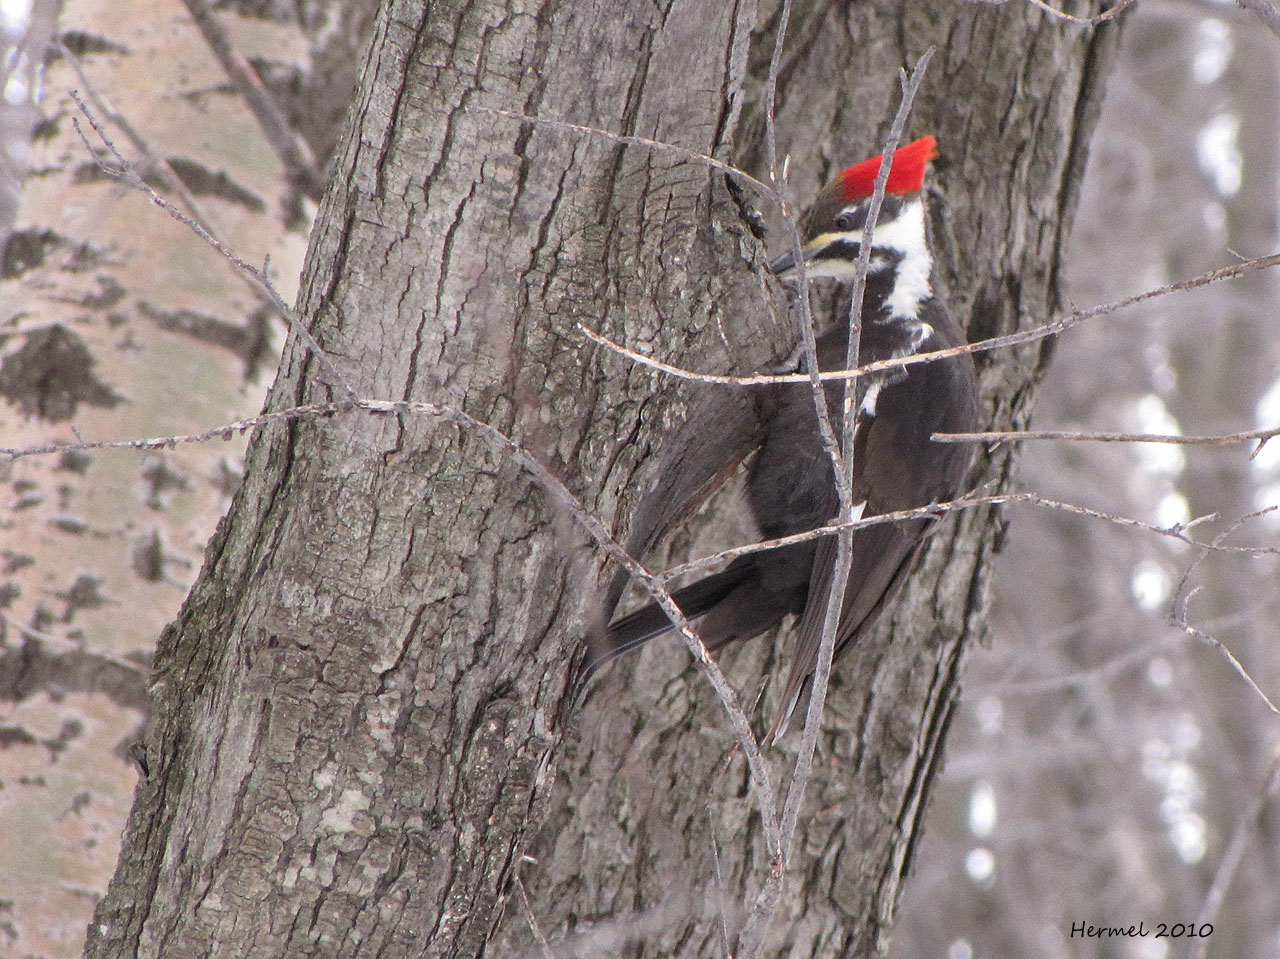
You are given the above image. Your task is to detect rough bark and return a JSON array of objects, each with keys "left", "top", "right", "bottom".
[
  {"left": 85, "top": 0, "right": 772, "bottom": 956},
  {"left": 81, "top": 1, "right": 1121, "bottom": 958}
]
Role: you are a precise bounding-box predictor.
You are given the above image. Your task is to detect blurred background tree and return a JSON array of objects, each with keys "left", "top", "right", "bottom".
[{"left": 890, "top": 5, "right": 1280, "bottom": 957}]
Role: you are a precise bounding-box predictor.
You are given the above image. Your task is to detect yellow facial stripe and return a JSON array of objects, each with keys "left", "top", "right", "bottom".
[
  {"left": 805, "top": 232, "right": 846, "bottom": 253},
  {"left": 801, "top": 232, "right": 862, "bottom": 261}
]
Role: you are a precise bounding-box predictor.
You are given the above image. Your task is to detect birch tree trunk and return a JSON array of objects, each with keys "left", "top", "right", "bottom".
[
  {"left": 0, "top": 0, "right": 374, "bottom": 953},
  {"left": 82, "top": 1, "right": 1121, "bottom": 957}
]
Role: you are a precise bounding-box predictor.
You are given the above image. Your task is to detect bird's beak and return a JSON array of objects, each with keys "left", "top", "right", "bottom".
[
  {"left": 768, "top": 249, "right": 798, "bottom": 277},
  {"left": 769, "top": 233, "right": 852, "bottom": 280}
]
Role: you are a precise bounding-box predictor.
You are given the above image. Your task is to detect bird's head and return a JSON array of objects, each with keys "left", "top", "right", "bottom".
[{"left": 770, "top": 135, "right": 937, "bottom": 283}]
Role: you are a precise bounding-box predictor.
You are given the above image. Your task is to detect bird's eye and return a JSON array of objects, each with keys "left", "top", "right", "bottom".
[{"left": 836, "top": 212, "right": 855, "bottom": 231}]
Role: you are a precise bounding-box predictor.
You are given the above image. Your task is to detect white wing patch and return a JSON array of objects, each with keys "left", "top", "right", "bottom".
[
  {"left": 860, "top": 380, "right": 882, "bottom": 417},
  {"left": 906, "top": 320, "right": 934, "bottom": 354},
  {"left": 859, "top": 319, "right": 932, "bottom": 417}
]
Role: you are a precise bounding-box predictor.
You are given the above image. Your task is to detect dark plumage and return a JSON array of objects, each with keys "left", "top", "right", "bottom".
[{"left": 578, "top": 137, "right": 978, "bottom": 734}]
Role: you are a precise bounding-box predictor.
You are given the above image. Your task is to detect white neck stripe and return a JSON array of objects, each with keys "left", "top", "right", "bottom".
[{"left": 874, "top": 199, "right": 932, "bottom": 318}]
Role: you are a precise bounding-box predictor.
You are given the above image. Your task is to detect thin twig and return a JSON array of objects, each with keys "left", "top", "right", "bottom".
[
  {"left": 934, "top": 424, "right": 1280, "bottom": 448},
  {"left": 0, "top": 391, "right": 788, "bottom": 853},
  {"left": 1235, "top": 0, "right": 1280, "bottom": 40},
  {"left": 708, "top": 811, "right": 733, "bottom": 959},
  {"left": 1, "top": 612, "right": 150, "bottom": 677},
  {"left": 464, "top": 103, "right": 789, "bottom": 859},
  {"left": 978, "top": 632, "right": 1187, "bottom": 698},
  {"left": 60, "top": 42, "right": 225, "bottom": 253},
  {"left": 475, "top": 98, "right": 839, "bottom": 511},
  {"left": 754, "top": 0, "right": 849, "bottom": 527},
  {"left": 513, "top": 873, "right": 557, "bottom": 959},
  {"left": 662, "top": 491, "right": 1274, "bottom": 585},
  {"left": 580, "top": 251, "right": 1280, "bottom": 386},
  {"left": 736, "top": 51, "right": 934, "bottom": 959},
  {"left": 69, "top": 90, "right": 357, "bottom": 401},
  {"left": 1170, "top": 509, "right": 1280, "bottom": 719},
  {"left": 787, "top": 42, "right": 927, "bottom": 811},
  {"left": 472, "top": 101, "right": 837, "bottom": 493},
  {"left": 7, "top": 409, "right": 1274, "bottom": 566},
  {"left": 59, "top": 41, "right": 289, "bottom": 332},
  {"left": 0, "top": 401, "right": 352, "bottom": 459},
  {"left": 1190, "top": 748, "right": 1280, "bottom": 959},
  {"left": 791, "top": 44, "right": 933, "bottom": 787},
  {"left": 1022, "top": 0, "right": 1135, "bottom": 26},
  {"left": 762, "top": 0, "right": 792, "bottom": 191},
  {"left": 839, "top": 51, "right": 932, "bottom": 459},
  {"left": 1018, "top": 495, "right": 1276, "bottom": 557},
  {"left": 472, "top": 106, "right": 777, "bottom": 204},
  {"left": 179, "top": 0, "right": 326, "bottom": 196},
  {"left": 656, "top": 503, "right": 972, "bottom": 582},
  {"left": 376, "top": 400, "right": 785, "bottom": 859},
  {"left": 1175, "top": 588, "right": 1280, "bottom": 718}
]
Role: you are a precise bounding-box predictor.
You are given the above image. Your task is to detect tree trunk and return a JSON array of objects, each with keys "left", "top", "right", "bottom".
[{"left": 84, "top": 1, "right": 1121, "bottom": 957}]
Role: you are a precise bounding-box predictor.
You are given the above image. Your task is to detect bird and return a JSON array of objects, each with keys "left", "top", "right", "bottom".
[{"left": 578, "top": 135, "right": 979, "bottom": 735}]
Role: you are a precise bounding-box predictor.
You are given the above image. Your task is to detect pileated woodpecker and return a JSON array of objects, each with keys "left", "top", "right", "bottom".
[{"left": 580, "top": 136, "right": 978, "bottom": 733}]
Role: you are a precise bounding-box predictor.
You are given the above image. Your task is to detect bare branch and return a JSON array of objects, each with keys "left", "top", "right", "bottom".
[
  {"left": 397, "top": 401, "right": 790, "bottom": 856},
  {"left": 793, "top": 43, "right": 933, "bottom": 738},
  {"left": 1171, "top": 511, "right": 1280, "bottom": 719},
  {"left": 934, "top": 424, "right": 1280, "bottom": 448},
  {"left": 0, "top": 401, "right": 352, "bottom": 459},
  {"left": 475, "top": 100, "right": 840, "bottom": 497},
  {"left": 581, "top": 252, "right": 1280, "bottom": 386},
  {"left": 58, "top": 40, "right": 291, "bottom": 337},
  {"left": 69, "top": 90, "right": 357, "bottom": 401},
  {"left": 7, "top": 398, "right": 1274, "bottom": 928},
  {"left": 578, "top": 324, "right": 779, "bottom": 382},
  {"left": 8, "top": 402, "right": 1274, "bottom": 566},
  {"left": 61, "top": 42, "right": 224, "bottom": 250},
  {"left": 1175, "top": 589, "right": 1280, "bottom": 718},
  {"left": 1233, "top": 0, "right": 1280, "bottom": 40},
  {"left": 413, "top": 401, "right": 783, "bottom": 857},
  {"left": 707, "top": 811, "right": 733, "bottom": 959},
  {"left": 662, "top": 491, "right": 1275, "bottom": 587},
  {"left": 737, "top": 50, "right": 934, "bottom": 959},
  {"left": 0, "top": 388, "right": 782, "bottom": 856},
  {"left": 1019, "top": 495, "right": 1277, "bottom": 557},
  {"left": 1191, "top": 748, "right": 1280, "bottom": 959},
  {"left": 513, "top": 872, "right": 556, "bottom": 959},
  {"left": 15, "top": 386, "right": 791, "bottom": 856},
  {"left": 179, "top": 0, "right": 326, "bottom": 196},
  {"left": 976, "top": 632, "right": 1187, "bottom": 698},
  {"left": 472, "top": 106, "right": 778, "bottom": 205},
  {"left": 755, "top": 0, "right": 849, "bottom": 521},
  {"left": 64, "top": 78, "right": 792, "bottom": 860},
  {"left": 761, "top": 0, "right": 792, "bottom": 190},
  {"left": 1, "top": 612, "right": 149, "bottom": 678},
  {"left": 1020, "top": 0, "right": 1136, "bottom": 26}
]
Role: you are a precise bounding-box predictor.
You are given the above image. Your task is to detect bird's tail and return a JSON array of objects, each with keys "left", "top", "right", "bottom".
[{"left": 571, "top": 566, "right": 753, "bottom": 703}]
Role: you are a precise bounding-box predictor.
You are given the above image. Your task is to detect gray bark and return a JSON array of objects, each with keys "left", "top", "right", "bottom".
[{"left": 83, "top": 1, "right": 1121, "bottom": 957}]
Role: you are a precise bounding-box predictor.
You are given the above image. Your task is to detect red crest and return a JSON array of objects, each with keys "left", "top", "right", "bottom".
[{"left": 836, "top": 135, "right": 937, "bottom": 202}]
